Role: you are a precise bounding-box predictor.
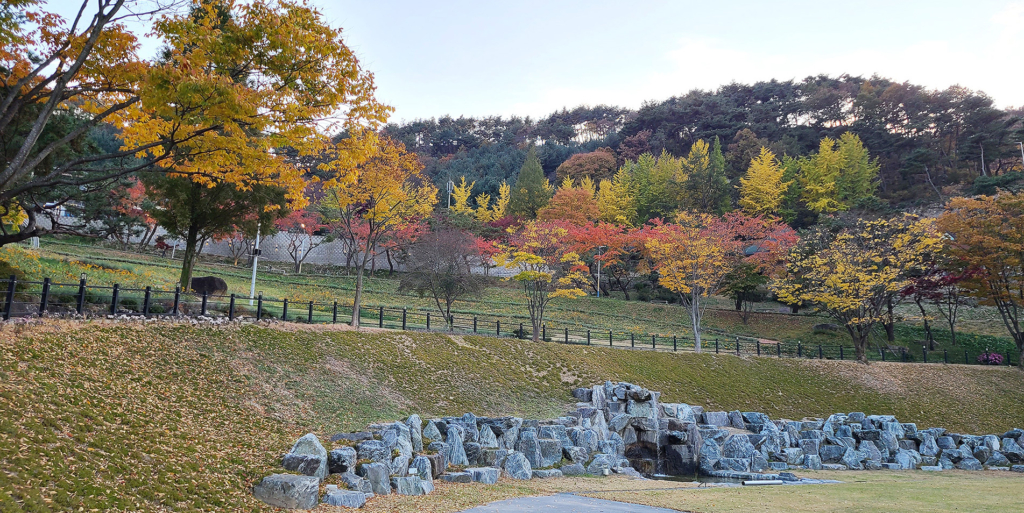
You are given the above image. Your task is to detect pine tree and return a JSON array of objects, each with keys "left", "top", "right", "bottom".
[
  {"left": 508, "top": 147, "right": 552, "bottom": 218},
  {"left": 684, "top": 138, "right": 730, "bottom": 214}
]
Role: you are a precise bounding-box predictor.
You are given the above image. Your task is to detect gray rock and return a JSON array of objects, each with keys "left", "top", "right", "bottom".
[
  {"left": 390, "top": 454, "right": 410, "bottom": 477},
  {"left": 540, "top": 425, "right": 573, "bottom": 449},
  {"left": 676, "top": 404, "right": 697, "bottom": 423},
  {"left": 880, "top": 432, "right": 901, "bottom": 454},
  {"left": 783, "top": 448, "right": 804, "bottom": 465},
  {"left": 464, "top": 442, "right": 482, "bottom": 466},
  {"left": 985, "top": 451, "right": 1011, "bottom": 467},
  {"left": 957, "top": 457, "right": 983, "bottom": 470},
  {"left": 936, "top": 436, "right": 956, "bottom": 450},
  {"left": 921, "top": 465, "right": 943, "bottom": 471},
  {"left": 819, "top": 445, "right": 846, "bottom": 463},
  {"left": 322, "top": 486, "right": 367, "bottom": 508},
  {"left": 532, "top": 469, "right": 563, "bottom": 478},
  {"left": 751, "top": 453, "right": 770, "bottom": 472},
  {"left": 538, "top": 439, "right": 562, "bottom": 467},
  {"left": 392, "top": 476, "right": 426, "bottom": 496},
  {"left": 1012, "top": 465, "right": 1024, "bottom": 473},
  {"left": 858, "top": 441, "right": 882, "bottom": 463},
  {"left": 663, "top": 444, "right": 696, "bottom": 475},
  {"left": 973, "top": 445, "right": 993, "bottom": 463},
  {"left": 895, "top": 449, "right": 920, "bottom": 470},
  {"left": 340, "top": 471, "right": 373, "bottom": 494},
  {"left": 441, "top": 472, "right": 472, "bottom": 483},
  {"left": 840, "top": 448, "right": 864, "bottom": 470},
  {"left": 503, "top": 451, "right": 532, "bottom": 480},
  {"left": 721, "top": 435, "right": 756, "bottom": 459},
  {"left": 799, "top": 439, "right": 820, "bottom": 457},
  {"left": 587, "top": 453, "right": 616, "bottom": 475},
  {"left": 1001, "top": 437, "right": 1024, "bottom": 463},
  {"left": 699, "top": 439, "right": 722, "bottom": 474},
  {"left": 804, "top": 455, "right": 822, "bottom": 470},
  {"left": 357, "top": 440, "right": 390, "bottom": 464},
  {"left": 445, "top": 425, "right": 470, "bottom": 466},
  {"left": 468, "top": 467, "right": 500, "bottom": 484},
  {"left": 983, "top": 434, "right": 1001, "bottom": 453},
  {"left": 704, "top": 411, "right": 730, "bottom": 427},
  {"left": 613, "top": 466, "right": 642, "bottom": 477},
  {"left": 579, "top": 429, "right": 600, "bottom": 455},
  {"left": 479, "top": 448, "right": 509, "bottom": 468},
  {"left": 282, "top": 453, "right": 324, "bottom": 477},
  {"left": 478, "top": 425, "right": 499, "bottom": 448},
  {"left": 717, "top": 458, "right": 750, "bottom": 472},
  {"left": 608, "top": 413, "right": 631, "bottom": 433},
  {"left": 516, "top": 429, "right": 542, "bottom": 467},
  {"left": 411, "top": 456, "right": 433, "bottom": 484},
  {"left": 422, "top": 421, "right": 443, "bottom": 442},
  {"left": 560, "top": 463, "right": 586, "bottom": 476},
  {"left": 253, "top": 474, "right": 319, "bottom": 510},
  {"left": 407, "top": 414, "right": 424, "bottom": 452},
  {"left": 331, "top": 432, "right": 374, "bottom": 443},
  {"left": 328, "top": 447, "right": 357, "bottom": 475},
  {"left": 357, "top": 462, "right": 391, "bottom": 495},
  {"left": 592, "top": 384, "right": 607, "bottom": 409},
  {"left": 288, "top": 433, "right": 329, "bottom": 480},
  {"left": 564, "top": 446, "right": 589, "bottom": 463},
  {"left": 728, "top": 410, "right": 746, "bottom": 429}
]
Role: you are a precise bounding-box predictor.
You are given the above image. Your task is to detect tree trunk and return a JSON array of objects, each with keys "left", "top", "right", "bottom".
[
  {"left": 350, "top": 248, "right": 372, "bottom": 327},
  {"left": 178, "top": 223, "right": 201, "bottom": 290},
  {"left": 734, "top": 293, "right": 742, "bottom": 311},
  {"left": 884, "top": 298, "right": 896, "bottom": 343},
  {"left": 690, "top": 294, "right": 702, "bottom": 353},
  {"left": 915, "top": 298, "right": 935, "bottom": 350},
  {"left": 386, "top": 249, "right": 394, "bottom": 276}
]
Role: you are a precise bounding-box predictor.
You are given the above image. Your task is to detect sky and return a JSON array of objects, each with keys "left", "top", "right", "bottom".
[{"left": 51, "top": 0, "right": 1024, "bottom": 122}]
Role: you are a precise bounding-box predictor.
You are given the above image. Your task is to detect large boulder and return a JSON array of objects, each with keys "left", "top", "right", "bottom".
[
  {"left": 540, "top": 425, "right": 573, "bottom": 449},
  {"left": 721, "top": 435, "right": 756, "bottom": 459},
  {"left": 253, "top": 474, "right": 319, "bottom": 510},
  {"left": 392, "top": 476, "right": 428, "bottom": 496},
  {"left": 282, "top": 454, "right": 323, "bottom": 478},
  {"left": 356, "top": 440, "right": 389, "bottom": 464},
  {"left": 532, "top": 469, "right": 563, "bottom": 479},
  {"left": 328, "top": 447, "right": 357, "bottom": 475},
  {"left": 322, "top": 485, "right": 367, "bottom": 508},
  {"left": 444, "top": 425, "right": 470, "bottom": 466},
  {"left": 699, "top": 439, "right": 722, "bottom": 474},
  {"left": 985, "top": 451, "right": 1011, "bottom": 467},
  {"left": 464, "top": 442, "right": 482, "bottom": 466},
  {"left": 286, "top": 434, "right": 329, "bottom": 480},
  {"left": 587, "top": 453, "right": 616, "bottom": 475},
  {"left": 663, "top": 444, "right": 696, "bottom": 475},
  {"left": 357, "top": 462, "right": 391, "bottom": 495},
  {"left": 422, "top": 420, "right": 443, "bottom": 442},
  {"left": 339, "top": 471, "right": 372, "bottom": 494},
  {"left": 564, "top": 446, "right": 589, "bottom": 463},
  {"left": 538, "top": 439, "right": 562, "bottom": 467},
  {"left": 1001, "top": 438, "right": 1024, "bottom": 463},
  {"left": 517, "top": 429, "right": 542, "bottom": 467},
  {"left": 411, "top": 456, "right": 433, "bottom": 484},
  {"left": 479, "top": 425, "right": 499, "bottom": 448},
  {"left": 503, "top": 451, "right": 532, "bottom": 480},
  {"left": 468, "top": 467, "right": 500, "bottom": 484},
  {"left": 406, "top": 414, "right": 424, "bottom": 452},
  {"left": 560, "top": 463, "right": 586, "bottom": 476},
  {"left": 840, "top": 448, "right": 865, "bottom": 470},
  {"left": 704, "top": 411, "right": 730, "bottom": 427}
]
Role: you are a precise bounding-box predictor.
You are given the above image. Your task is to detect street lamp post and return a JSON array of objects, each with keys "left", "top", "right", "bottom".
[
  {"left": 249, "top": 222, "right": 261, "bottom": 305},
  {"left": 1018, "top": 142, "right": 1024, "bottom": 169},
  {"left": 596, "top": 245, "right": 607, "bottom": 298}
]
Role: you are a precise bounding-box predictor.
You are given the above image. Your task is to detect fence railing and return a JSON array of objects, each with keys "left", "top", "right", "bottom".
[{"left": 0, "top": 275, "right": 1016, "bottom": 367}]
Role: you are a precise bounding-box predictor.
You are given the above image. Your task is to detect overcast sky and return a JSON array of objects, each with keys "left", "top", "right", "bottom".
[{"left": 52, "top": 0, "right": 1024, "bottom": 122}]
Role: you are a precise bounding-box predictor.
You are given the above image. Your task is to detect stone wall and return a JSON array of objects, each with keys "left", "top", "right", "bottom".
[{"left": 253, "top": 381, "right": 1024, "bottom": 509}]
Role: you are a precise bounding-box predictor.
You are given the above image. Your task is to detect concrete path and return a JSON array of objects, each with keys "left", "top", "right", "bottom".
[{"left": 459, "top": 493, "right": 683, "bottom": 513}]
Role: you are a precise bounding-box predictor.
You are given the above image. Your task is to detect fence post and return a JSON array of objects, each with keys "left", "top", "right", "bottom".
[
  {"left": 281, "top": 298, "right": 288, "bottom": 321},
  {"left": 39, "top": 277, "right": 50, "bottom": 315},
  {"left": 1006, "top": 352, "right": 1011, "bottom": 366},
  {"left": 736, "top": 338, "right": 741, "bottom": 356},
  {"left": 922, "top": 346, "right": 927, "bottom": 364},
  {"left": 778, "top": 342, "right": 782, "bottom": 357},
  {"left": 473, "top": 316, "right": 478, "bottom": 333},
  {"left": 716, "top": 338, "right": 719, "bottom": 354},
  {"left": 587, "top": 329, "right": 591, "bottom": 345},
  {"left": 333, "top": 301, "right": 338, "bottom": 324},
  {"left": 2, "top": 275, "right": 14, "bottom": 320},
  {"left": 520, "top": 323, "right": 525, "bottom": 340},
  {"left": 797, "top": 342, "right": 802, "bottom": 358},
  {"left": 229, "top": 294, "right": 236, "bottom": 320},
  {"left": 256, "top": 294, "right": 263, "bottom": 320},
  {"left": 402, "top": 308, "right": 407, "bottom": 330},
  {"left": 426, "top": 312, "right": 431, "bottom": 330},
  {"left": 818, "top": 344, "right": 823, "bottom": 359},
  {"left": 565, "top": 327, "right": 569, "bottom": 344},
  {"left": 944, "top": 349, "right": 948, "bottom": 364},
  {"left": 652, "top": 334, "right": 656, "bottom": 349},
  {"left": 110, "top": 284, "right": 120, "bottom": 315},
  {"left": 630, "top": 333, "right": 634, "bottom": 348},
  {"left": 307, "top": 301, "right": 313, "bottom": 323},
  {"left": 901, "top": 347, "right": 907, "bottom": 362},
  {"left": 143, "top": 286, "right": 152, "bottom": 317},
  {"left": 76, "top": 276, "right": 87, "bottom": 315},
  {"left": 379, "top": 306, "right": 384, "bottom": 328},
  {"left": 673, "top": 335, "right": 677, "bottom": 351},
  {"left": 496, "top": 320, "right": 500, "bottom": 337},
  {"left": 543, "top": 324, "right": 546, "bottom": 340},
  {"left": 965, "top": 351, "right": 968, "bottom": 364},
  {"left": 881, "top": 346, "right": 886, "bottom": 361},
  {"left": 609, "top": 330, "right": 612, "bottom": 347},
  {"left": 839, "top": 345, "right": 843, "bottom": 360},
  {"left": 756, "top": 340, "right": 760, "bottom": 356}
]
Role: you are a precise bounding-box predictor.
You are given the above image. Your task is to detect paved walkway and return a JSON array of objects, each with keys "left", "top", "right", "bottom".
[{"left": 459, "top": 493, "right": 683, "bottom": 513}]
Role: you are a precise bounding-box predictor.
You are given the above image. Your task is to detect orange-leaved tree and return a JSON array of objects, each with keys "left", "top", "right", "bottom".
[
  {"left": 645, "top": 213, "right": 742, "bottom": 351},
  {"left": 323, "top": 137, "right": 437, "bottom": 327},
  {"left": 537, "top": 177, "right": 599, "bottom": 225},
  {"left": 494, "top": 221, "right": 588, "bottom": 341},
  {"left": 936, "top": 193, "right": 1024, "bottom": 367},
  {"left": 568, "top": 221, "right": 647, "bottom": 299},
  {"left": 0, "top": 0, "right": 387, "bottom": 245}
]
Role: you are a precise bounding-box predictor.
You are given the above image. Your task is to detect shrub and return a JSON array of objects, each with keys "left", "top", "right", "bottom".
[{"left": 977, "top": 352, "right": 1004, "bottom": 366}]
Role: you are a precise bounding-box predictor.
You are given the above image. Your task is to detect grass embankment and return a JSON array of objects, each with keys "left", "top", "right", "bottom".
[{"left": 2, "top": 321, "right": 1023, "bottom": 511}]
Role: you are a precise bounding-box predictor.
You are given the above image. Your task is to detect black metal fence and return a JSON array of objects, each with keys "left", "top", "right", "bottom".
[{"left": 0, "top": 275, "right": 1016, "bottom": 367}]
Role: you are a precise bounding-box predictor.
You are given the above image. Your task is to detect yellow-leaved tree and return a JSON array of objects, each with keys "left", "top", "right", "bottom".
[
  {"left": 645, "top": 212, "right": 741, "bottom": 351},
  {"left": 450, "top": 177, "right": 475, "bottom": 215},
  {"left": 798, "top": 134, "right": 879, "bottom": 214},
  {"left": 0, "top": 0, "right": 388, "bottom": 246},
  {"left": 773, "top": 215, "right": 941, "bottom": 363},
  {"left": 596, "top": 168, "right": 637, "bottom": 225},
  {"left": 323, "top": 137, "right": 437, "bottom": 326},
  {"left": 739, "top": 147, "right": 791, "bottom": 216},
  {"left": 494, "top": 221, "right": 588, "bottom": 341}
]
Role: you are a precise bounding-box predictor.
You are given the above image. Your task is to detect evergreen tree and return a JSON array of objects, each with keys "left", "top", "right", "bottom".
[
  {"left": 508, "top": 146, "right": 552, "bottom": 218},
  {"left": 684, "top": 138, "right": 730, "bottom": 213}
]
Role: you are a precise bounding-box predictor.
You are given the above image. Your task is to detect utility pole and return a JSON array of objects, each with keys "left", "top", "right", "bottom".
[
  {"left": 446, "top": 180, "right": 454, "bottom": 209},
  {"left": 249, "top": 222, "right": 261, "bottom": 305},
  {"left": 596, "top": 245, "right": 606, "bottom": 298},
  {"left": 1018, "top": 142, "right": 1024, "bottom": 170}
]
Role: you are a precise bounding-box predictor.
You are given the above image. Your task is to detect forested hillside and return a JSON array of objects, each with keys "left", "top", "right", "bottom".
[{"left": 384, "top": 75, "right": 1023, "bottom": 207}]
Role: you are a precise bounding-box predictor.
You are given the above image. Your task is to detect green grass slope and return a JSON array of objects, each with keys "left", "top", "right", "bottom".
[{"left": 1, "top": 321, "right": 1022, "bottom": 511}]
